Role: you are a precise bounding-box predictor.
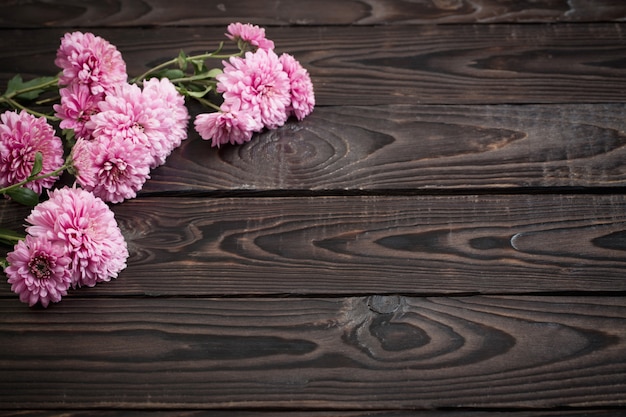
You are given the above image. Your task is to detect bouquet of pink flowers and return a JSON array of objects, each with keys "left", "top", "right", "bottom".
[{"left": 0, "top": 23, "right": 315, "bottom": 307}]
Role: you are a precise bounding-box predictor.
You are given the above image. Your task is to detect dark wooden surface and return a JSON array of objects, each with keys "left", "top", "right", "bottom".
[{"left": 1, "top": 1, "right": 625, "bottom": 416}]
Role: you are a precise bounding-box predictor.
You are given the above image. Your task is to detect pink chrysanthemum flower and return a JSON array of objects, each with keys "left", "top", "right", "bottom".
[
  {"left": 279, "top": 53, "right": 315, "bottom": 121},
  {"left": 87, "top": 83, "right": 148, "bottom": 145},
  {"left": 5, "top": 235, "right": 72, "bottom": 307},
  {"left": 53, "top": 83, "right": 104, "bottom": 140},
  {"left": 194, "top": 99, "right": 263, "bottom": 147},
  {"left": 226, "top": 22, "right": 275, "bottom": 51},
  {"left": 88, "top": 81, "right": 184, "bottom": 168},
  {"left": 0, "top": 110, "right": 64, "bottom": 194},
  {"left": 71, "top": 136, "right": 151, "bottom": 203},
  {"left": 218, "top": 49, "right": 291, "bottom": 129},
  {"left": 141, "top": 77, "right": 189, "bottom": 166},
  {"left": 55, "top": 31, "right": 127, "bottom": 95},
  {"left": 25, "top": 187, "right": 128, "bottom": 288}
]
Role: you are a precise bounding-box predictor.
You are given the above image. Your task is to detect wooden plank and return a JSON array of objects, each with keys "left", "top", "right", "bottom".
[
  {"left": 140, "top": 104, "right": 626, "bottom": 193},
  {"left": 3, "top": 194, "right": 626, "bottom": 298},
  {"left": 1, "top": 25, "right": 626, "bottom": 105},
  {"left": 0, "top": 296, "right": 624, "bottom": 409},
  {"left": 1, "top": 412, "right": 623, "bottom": 417},
  {"left": 0, "top": 411, "right": 623, "bottom": 417},
  {"left": 1, "top": 0, "right": 625, "bottom": 27},
  {"left": 3, "top": 102, "right": 626, "bottom": 194}
]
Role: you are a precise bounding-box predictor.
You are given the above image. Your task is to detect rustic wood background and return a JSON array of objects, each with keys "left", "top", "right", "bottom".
[{"left": 0, "top": 0, "right": 625, "bottom": 415}]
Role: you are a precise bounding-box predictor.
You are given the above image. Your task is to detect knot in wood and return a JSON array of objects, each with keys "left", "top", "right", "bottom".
[{"left": 368, "top": 295, "right": 401, "bottom": 314}]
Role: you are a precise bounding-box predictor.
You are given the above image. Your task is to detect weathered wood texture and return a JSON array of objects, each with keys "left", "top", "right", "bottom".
[
  {"left": 2, "top": 24, "right": 626, "bottom": 106},
  {"left": 1, "top": 0, "right": 625, "bottom": 27},
  {"left": 2, "top": 194, "right": 626, "bottom": 298},
  {"left": 141, "top": 104, "right": 626, "bottom": 193},
  {"left": 1, "top": 296, "right": 624, "bottom": 409},
  {"left": 2, "top": 412, "right": 624, "bottom": 417},
  {"left": 2, "top": 2, "right": 625, "bottom": 415}
]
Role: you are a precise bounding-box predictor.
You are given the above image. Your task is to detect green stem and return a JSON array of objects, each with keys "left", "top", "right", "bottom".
[
  {"left": 1, "top": 75, "right": 60, "bottom": 120},
  {"left": 194, "top": 96, "right": 221, "bottom": 111},
  {"left": 3, "top": 76, "right": 59, "bottom": 100},
  {"left": 0, "top": 233, "right": 24, "bottom": 246},
  {"left": 2, "top": 96, "right": 59, "bottom": 121},
  {"left": 0, "top": 162, "right": 70, "bottom": 195},
  {"left": 169, "top": 74, "right": 220, "bottom": 84},
  {"left": 132, "top": 50, "right": 244, "bottom": 84}
]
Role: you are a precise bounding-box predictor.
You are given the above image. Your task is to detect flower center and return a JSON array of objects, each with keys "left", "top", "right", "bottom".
[
  {"left": 28, "top": 254, "right": 52, "bottom": 280},
  {"left": 102, "top": 159, "right": 127, "bottom": 181}
]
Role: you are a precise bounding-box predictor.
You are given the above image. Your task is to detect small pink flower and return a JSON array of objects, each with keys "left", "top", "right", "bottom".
[
  {"left": 0, "top": 110, "right": 64, "bottom": 194},
  {"left": 25, "top": 187, "right": 128, "bottom": 288},
  {"left": 55, "top": 31, "right": 127, "bottom": 95},
  {"left": 280, "top": 53, "right": 315, "bottom": 120},
  {"left": 72, "top": 136, "right": 151, "bottom": 203},
  {"left": 5, "top": 235, "right": 72, "bottom": 307},
  {"left": 218, "top": 49, "right": 291, "bottom": 129},
  {"left": 194, "top": 99, "right": 262, "bottom": 147},
  {"left": 226, "top": 22, "right": 274, "bottom": 51},
  {"left": 54, "top": 83, "right": 104, "bottom": 140}
]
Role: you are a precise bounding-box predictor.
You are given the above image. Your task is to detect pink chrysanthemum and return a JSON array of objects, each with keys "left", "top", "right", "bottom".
[
  {"left": 226, "top": 22, "right": 275, "bottom": 51},
  {"left": 194, "top": 99, "right": 263, "bottom": 147},
  {"left": 53, "top": 83, "right": 104, "bottom": 140},
  {"left": 71, "top": 136, "right": 151, "bottom": 203},
  {"left": 0, "top": 110, "right": 64, "bottom": 194},
  {"left": 5, "top": 235, "right": 72, "bottom": 307},
  {"left": 218, "top": 49, "right": 291, "bottom": 129},
  {"left": 141, "top": 77, "right": 189, "bottom": 166},
  {"left": 55, "top": 31, "right": 127, "bottom": 95},
  {"left": 88, "top": 81, "right": 185, "bottom": 168},
  {"left": 25, "top": 187, "right": 128, "bottom": 288},
  {"left": 87, "top": 83, "right": 147, "bottom": 144},
  {"left": 279, "top": 53, "right": 315, "bottom": 121}
]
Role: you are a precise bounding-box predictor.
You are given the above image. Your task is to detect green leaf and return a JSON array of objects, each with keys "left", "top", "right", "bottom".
[
  {"left": 157, "top": 69, "right": 186, "bottom": 80},
  {"left": 5, "top": 75, "right": 57, "bottom": 101},
  {"left": 178, "top": 85, "right": 215, "bottom": 98},
  {"left": 5, "top": 187, "right": 39, "bottom": 206},
  {"left": 191, "top": 59, "right": 206, "bottom": 74},
  {"left": 29, "top": 151, "right": 43, "bottom": 178},
  {"left": 62, "top": 128, "right": 76, "bottom": 147},
  {"left": 206, "top": 68, "right": 223, "bottom": 78},
  {"left": 4, "top": 74, "right": 22, "bottom": 96},
  {"left": 177, "top": 50, "right": 188, "bottom": 70}
]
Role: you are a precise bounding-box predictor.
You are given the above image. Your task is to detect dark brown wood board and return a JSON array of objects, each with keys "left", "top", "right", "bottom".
[
  {"left": 2, "top": 25, "right": 626, "bottom": 106},
  {"left": 1, "top": 296, "right": 624, "bottom": 409},
  {"left": 1, "top": 412, "right": 625, "bottom": 417},
  {"left": 1, "top": 1, "right": 625, "bottom": 415},
  {"left": 2, "top": 194, "right": 626, "bottom": 298},
  {"left": 1, "top": 0, "right": 625, "bottom": 27},
  {"left": 141, "top": 104, "right": 626, "bottom": 193}
]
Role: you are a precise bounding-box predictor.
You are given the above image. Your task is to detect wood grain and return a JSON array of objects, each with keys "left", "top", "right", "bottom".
[
  {"left": 0, "top": 0, "right": 625, "bottom": 27},
  {"left": 0, "top": 296, "right": 624, "bottom": 409},
  {"left": 139, "top": 103, "right": 626, "bottom": 193},
  {"left": 1, "top": 411, "right": 624, "bottom": 417},
  {"left": 3, "top": 194, "right": 626, "bottom": 298},
  {"left": 2, "top": 25, "right": 626, "bottom": 106}
]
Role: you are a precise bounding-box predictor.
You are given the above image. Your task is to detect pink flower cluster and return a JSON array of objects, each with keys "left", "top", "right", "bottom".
[
  {"left": 54, "top": 32, "right": 190, "bottom": 203},
  {"left": 2, "top": 23, "right": 315, "bottom": 308},
  {"left": 6, "top": 187, "right": 127, "bottom": 307},
  {"left": 0, "top": 110, "right": 64, "bottom": 194},
  {"left": 194, "top": 23, "right": 315, "bottom": 148}
]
